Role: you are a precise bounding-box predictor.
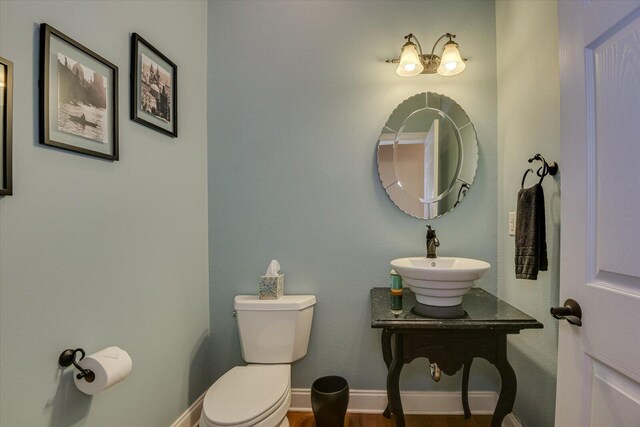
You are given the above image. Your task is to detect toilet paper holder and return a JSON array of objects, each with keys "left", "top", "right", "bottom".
[{"left": 58, "top": 348, "right": 96, "bottom": 383}]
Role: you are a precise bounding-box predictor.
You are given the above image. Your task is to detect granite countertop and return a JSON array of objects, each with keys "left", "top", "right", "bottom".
[{"left": 370, "top": 287, "right": 543, "bottom": 332}]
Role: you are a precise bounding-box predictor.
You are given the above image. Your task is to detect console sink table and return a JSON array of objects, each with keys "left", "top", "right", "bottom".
[{"left": 370, "top": 287, "right": 543, "bottom": 427}]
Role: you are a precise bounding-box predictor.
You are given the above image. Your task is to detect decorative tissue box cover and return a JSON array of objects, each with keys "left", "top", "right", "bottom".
[{"left": 259, "top": 274, "right": 284, "bottom": 299}]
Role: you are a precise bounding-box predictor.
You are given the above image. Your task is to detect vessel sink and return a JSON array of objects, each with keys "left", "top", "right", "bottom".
[{"left": 390, "top": 257, "right": 491, "bottom": 307}]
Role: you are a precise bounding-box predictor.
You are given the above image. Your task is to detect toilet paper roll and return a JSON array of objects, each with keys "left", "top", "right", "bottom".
[{"left": 74, "top": 346, "right": 132, "bottom": 395}]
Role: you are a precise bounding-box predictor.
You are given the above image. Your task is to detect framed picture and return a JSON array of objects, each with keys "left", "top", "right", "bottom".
[
  {"left": 130, "top": 33, "right": 177, "bottom": 137},
  {"left": 0, "top": 55, "right": 13, "bottom": 196},
  {"left": 39, "top": 23, "right": 119, "bottom": 161}
]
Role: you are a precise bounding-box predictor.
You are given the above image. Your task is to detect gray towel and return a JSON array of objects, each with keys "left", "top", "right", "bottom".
[{"left": 515, "top": 183, "right": 548, "bottom": 280}]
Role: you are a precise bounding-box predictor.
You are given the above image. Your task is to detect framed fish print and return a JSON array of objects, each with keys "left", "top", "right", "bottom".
[
  {"left": 39, "top": 24, "right": 119, "bottom": 160},
  {"left": 0, "top": 55, "right": 13, "bottom": 195},
  {"left": 130, "top": 33, "right": 177, "bottom": 137}
]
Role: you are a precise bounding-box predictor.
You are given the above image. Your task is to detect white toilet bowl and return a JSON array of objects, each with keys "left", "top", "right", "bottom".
[
  {"left": 200, "top": 364, "right": 291, "bottom": 427},
  {"left": 200, "top": 295, "right": 315, "bottom": 427}
]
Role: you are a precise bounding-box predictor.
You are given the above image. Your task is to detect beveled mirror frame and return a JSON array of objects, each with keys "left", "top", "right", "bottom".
[{"left": 377, "top": 92, "right": 478, "bottom": 219}]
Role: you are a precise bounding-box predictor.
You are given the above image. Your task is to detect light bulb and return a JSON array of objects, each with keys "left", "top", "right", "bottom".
[
  {"left": 403, "top": 63, "right": 417, "bottom": 72},
  {"left": 396, "top": 41, "right": 424, "bottom": 77},
  {"left": 437, "top": 41, "right": 465, "bottom": 76}
]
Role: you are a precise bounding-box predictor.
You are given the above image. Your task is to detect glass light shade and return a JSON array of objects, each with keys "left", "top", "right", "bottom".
[
  {"left": 437, "top": 42, "right": 465, "bottom": 76},
  {"left": 396, "top": 42, "right": 424, "bottom": 77}
]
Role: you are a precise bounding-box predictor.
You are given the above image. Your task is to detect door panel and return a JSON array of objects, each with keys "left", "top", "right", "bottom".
[
  {"left": 591, "top": 10, "right": 640, "bottom": 280},
  {"left": 589, "top": 360, "right": 640, "bottom": 427},
  {"left": 582, "top": 284, "right": 640, "bottom": 382}
]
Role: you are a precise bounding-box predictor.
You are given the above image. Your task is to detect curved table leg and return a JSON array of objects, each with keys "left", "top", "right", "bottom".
[
  {"left": 461, "top": 358, "right": 473, "bottom": 419},
  {"left": 491, "top": 336, "right": 517, "bottom": 427},
  {"left": 381, "top": 330, "right": 393, "bottom": 418},
  {"left": 386, "top": 333, "right": 405, "bottom": 427}
]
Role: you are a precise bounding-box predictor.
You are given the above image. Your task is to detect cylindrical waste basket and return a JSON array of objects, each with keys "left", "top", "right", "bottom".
[{"left": 311, "top": 376, "right": 349, "bottom": 427}]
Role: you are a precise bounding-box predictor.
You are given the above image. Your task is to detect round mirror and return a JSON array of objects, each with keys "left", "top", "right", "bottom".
[{"left": 377, "top": 92, "right": 478, "bottom": 219}]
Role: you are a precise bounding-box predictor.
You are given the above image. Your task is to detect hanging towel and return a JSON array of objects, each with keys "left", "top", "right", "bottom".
[{"left": 515, "top": 183, "right": 548, "bottom": 280}]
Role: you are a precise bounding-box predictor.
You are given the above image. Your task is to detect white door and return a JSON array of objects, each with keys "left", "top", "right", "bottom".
[{"left": 556, "top": 1, "right": 640, "bottom": 425}]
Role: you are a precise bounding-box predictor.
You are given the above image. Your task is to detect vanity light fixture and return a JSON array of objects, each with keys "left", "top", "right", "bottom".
[{"left": 386, "top": 33, "right": 466, "bottom": 77}]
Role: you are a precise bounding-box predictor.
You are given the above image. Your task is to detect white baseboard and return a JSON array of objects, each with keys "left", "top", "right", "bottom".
[
  {"left": 502, "top": 413, "right": 523, "bottom": 427},
  {"left": 290, "top": 388, "right": 522, "bottom": 426},
  {"left": 169, "top": 393, "right": 205, "bottom": 427},
  {"left": 170, "top": 389, "right": 522, "bottom": 427}
]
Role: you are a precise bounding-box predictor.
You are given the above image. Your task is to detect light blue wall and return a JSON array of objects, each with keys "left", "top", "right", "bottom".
[
  {"left": 0, "top": 1, "right": 210, "bottom": 426},
  {"left": 496, "top": 1, "right": 560, "bottom": 425},
  {"left": 208, "top": 0, "right": 499, "bottom": 392}
]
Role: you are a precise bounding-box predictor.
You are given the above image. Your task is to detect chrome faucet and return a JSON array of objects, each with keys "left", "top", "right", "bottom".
[{"left": 426, "top": 225, "right": 439, "bottom": 258}]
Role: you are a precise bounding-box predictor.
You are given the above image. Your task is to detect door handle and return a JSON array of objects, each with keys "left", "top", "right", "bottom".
[{"left": 550, "top": 299, "right": 582, "bottom": 327}]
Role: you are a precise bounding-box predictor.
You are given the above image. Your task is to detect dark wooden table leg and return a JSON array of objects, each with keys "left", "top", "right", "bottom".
[
  {"left": 491, "top": 335, "right": 517, "bottom": 427},
  {"left": 461, "top": 358, "right": 473, "bottom": 419},
  {"left": 387, "top": 333, "right": 405, "bottom": 427},
  {"left": 381, "top": 329, "right": 393, "bottom": 418}
]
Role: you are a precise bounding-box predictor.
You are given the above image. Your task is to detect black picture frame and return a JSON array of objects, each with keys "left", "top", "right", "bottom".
[
  {"left": 0, "top": 55, "right": 13, "bottom": 196},
  {"left": 39, "top": 23, "right": 119, "bottom": 161},
  {"left": 130, "top": 33, "right": 177, "bottom": 137}
]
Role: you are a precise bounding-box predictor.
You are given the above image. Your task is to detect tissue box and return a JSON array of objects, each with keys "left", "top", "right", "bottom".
[{"left": 259, "top": 274, "right": 284, "bottom": 300}]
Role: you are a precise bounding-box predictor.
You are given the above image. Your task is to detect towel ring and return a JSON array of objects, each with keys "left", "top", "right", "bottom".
[
  {"left": 529, "top": 153, "right": 558, "bottom": 177},
  {"left": 521, "top": 166, "right": 546, "bottom": 189},
  {"left": 522, "top": 154, "right": 558, "bottom": 189}
]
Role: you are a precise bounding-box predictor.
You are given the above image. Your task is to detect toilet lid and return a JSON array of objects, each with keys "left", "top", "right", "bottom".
[{"left": 202, "top": 365, "right": 290, "bottom": 426}]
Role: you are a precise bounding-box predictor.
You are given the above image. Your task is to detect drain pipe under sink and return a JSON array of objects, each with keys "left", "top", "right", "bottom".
[{"left": 430, "top": 363, "right": 441, "bottom": 382}]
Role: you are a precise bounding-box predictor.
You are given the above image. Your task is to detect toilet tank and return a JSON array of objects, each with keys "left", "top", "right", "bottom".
[{"left": 234, "top": 295, "right": 316, "bottom": 363}]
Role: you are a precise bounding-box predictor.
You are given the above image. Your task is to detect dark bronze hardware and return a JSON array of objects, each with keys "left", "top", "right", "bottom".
[
  {"left": 550, "top": 299, "right": 582, "bottom": 326},
  {"left": 58, "top": 348, "right": 96, "bottom": 382},
  {"left": 522, "top": 153, "right": 558, "bottom": 189},
  {"left": 426, "top": 225, "right": 440, "bottom": 258}
]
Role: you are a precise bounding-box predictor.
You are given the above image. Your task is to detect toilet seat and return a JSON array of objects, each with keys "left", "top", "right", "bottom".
[{"left": 201, "top": 364, "right": 291, "bottom": 427}]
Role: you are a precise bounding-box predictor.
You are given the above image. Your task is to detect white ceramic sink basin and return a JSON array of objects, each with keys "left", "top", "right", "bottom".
[{"left": 390, "top": 257, "right": 491, "bottom": 307}]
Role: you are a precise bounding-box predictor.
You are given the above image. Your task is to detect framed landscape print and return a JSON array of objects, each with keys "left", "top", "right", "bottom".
[
  {"left": 130, "top": 33, "right": 177, "bottom": 137},
  {"left": 39, "top": 24, "right": 119, "bottom": 160},
  {"left": 0, "top": 55, "right": 13, "bottom": 196}
]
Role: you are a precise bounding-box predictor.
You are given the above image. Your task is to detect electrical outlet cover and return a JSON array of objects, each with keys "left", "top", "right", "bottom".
[{"left": 509, "top": 212, "right": 516, "bottom": 236}]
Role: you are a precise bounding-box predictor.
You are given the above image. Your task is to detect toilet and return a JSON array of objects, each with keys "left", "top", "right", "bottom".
[{"left": 200, "top": 295, "right": 316, "bottom": 427}]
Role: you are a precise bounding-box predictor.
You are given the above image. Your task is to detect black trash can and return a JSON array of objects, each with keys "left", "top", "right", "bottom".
[{"left": 311, "top": 376, "right": 349, "bottom": 427}]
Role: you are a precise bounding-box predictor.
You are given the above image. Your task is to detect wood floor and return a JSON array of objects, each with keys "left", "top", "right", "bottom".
[{"left": 286, "top": 412, "right": 492, "bottom": 427}]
